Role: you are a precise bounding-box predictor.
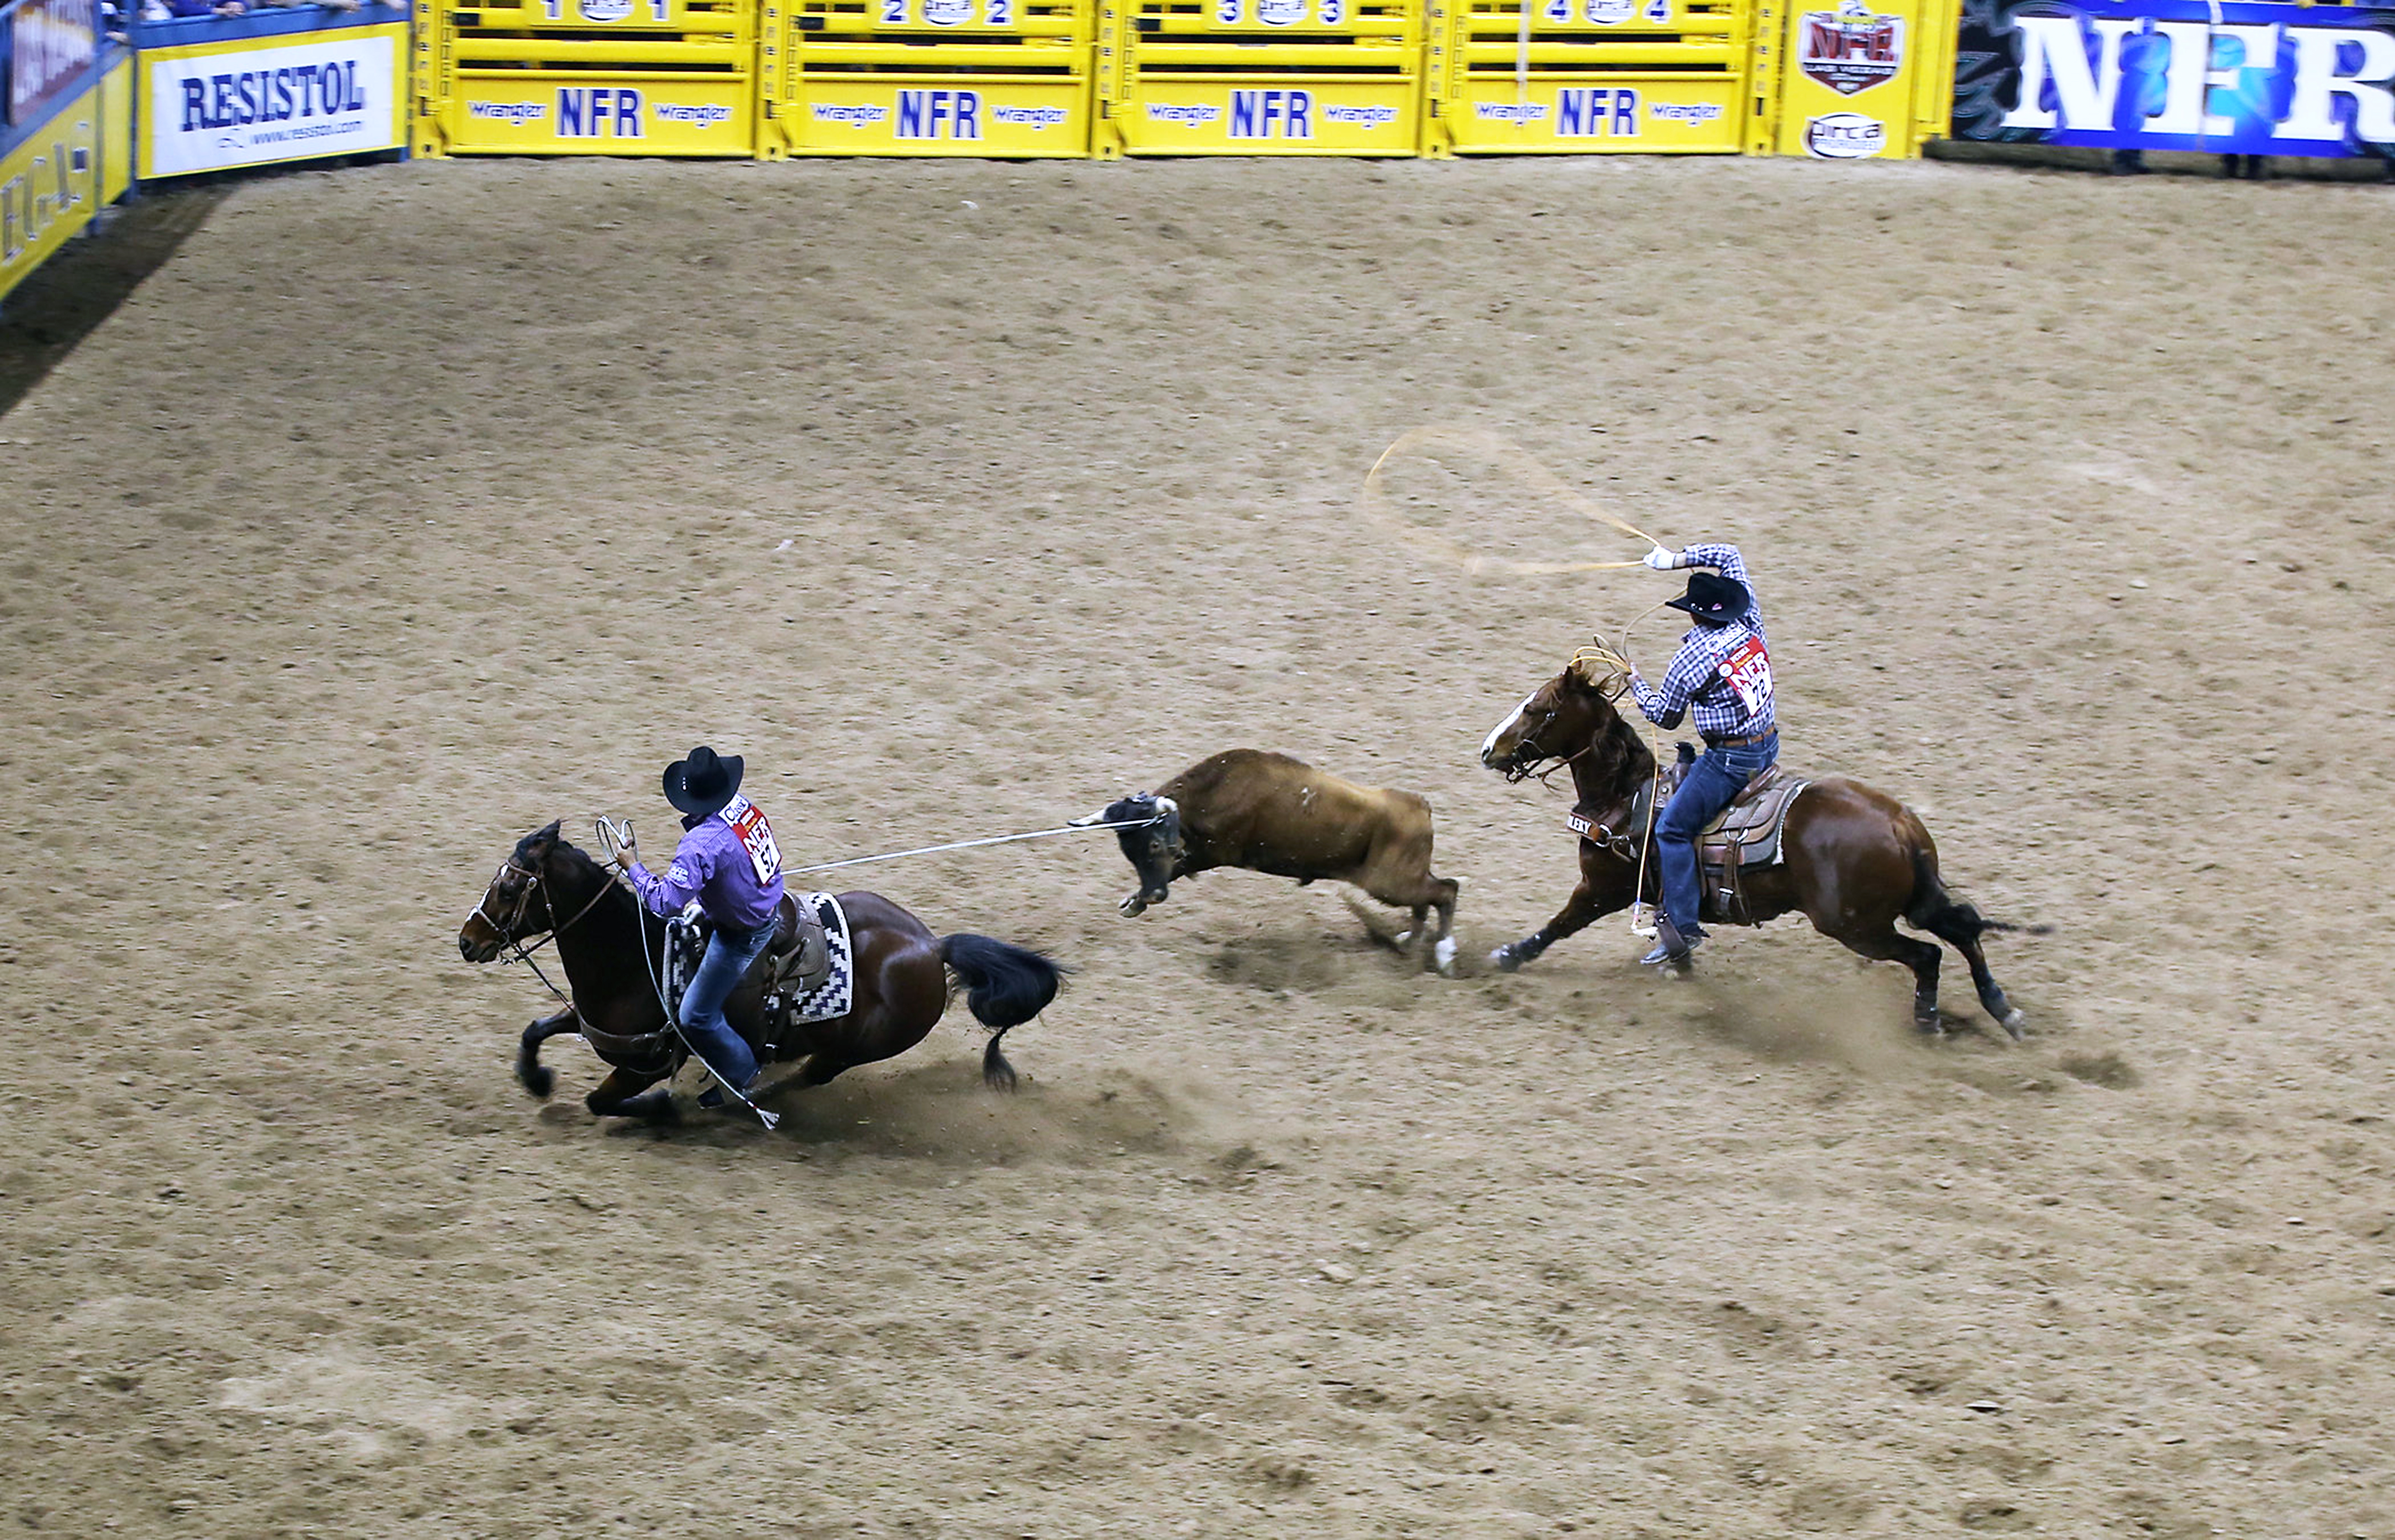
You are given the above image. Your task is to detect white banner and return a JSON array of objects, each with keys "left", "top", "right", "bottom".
[{"left": 141, "top": 30, "right": 400, "bottom": 177}]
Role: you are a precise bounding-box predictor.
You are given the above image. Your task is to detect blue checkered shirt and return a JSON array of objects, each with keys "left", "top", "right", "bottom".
[{"left": 1629, "top": 543, "right": 1777, "bottom": 742}]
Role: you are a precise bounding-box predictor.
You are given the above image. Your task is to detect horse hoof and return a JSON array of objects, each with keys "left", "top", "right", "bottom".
[
  {"left": 1433, "top": 937, "right": 1457, "bottom": 977},
  {"left": 2000, "top": 1007, "right": 2027, "bottom": 1039},
  {"left": 1489, "top": 945, "right": 1523, "bottom": 974},
  {"left": 518, "top": 1064, "right": 555, "bottom": 1100},
  {"left": 1119, "top": 896, "right": 1147, "bottom": 918},
  {"left": 1914, "top": 1016, "right": 1946, "bottom": 1038},
  {"left": 1392, "top": 930, "right": 1413, "bottom": 949},
  {"left": 617, "top": 1090, "right": 679, "bottom": 1126}
]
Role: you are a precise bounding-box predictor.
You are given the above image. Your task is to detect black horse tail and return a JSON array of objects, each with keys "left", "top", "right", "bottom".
[
  {"left": 938, "top": 934, "right": 1068, "bottom": 1092},
  {"left": 1905, "top": 848, "right": 2052, "bottom": 938}
]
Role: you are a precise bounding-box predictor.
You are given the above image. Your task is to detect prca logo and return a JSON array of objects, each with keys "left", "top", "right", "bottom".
[
  {"left": 924, "top": 0, "right": 972, "bottom": 22},
  {"left": 1799, "top": 0, "right": 1903, "bottom": 95},
  {"left": 1804, "top": 111, "right": 1884, "bottom": 157},
  {"left": 580, "top": 0, "right": 634, "bottom": 20}
]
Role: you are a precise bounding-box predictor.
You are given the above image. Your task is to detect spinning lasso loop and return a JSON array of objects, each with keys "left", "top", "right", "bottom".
[{"left": 1360, "top": 426, "right": 1662, "bottom": 577}]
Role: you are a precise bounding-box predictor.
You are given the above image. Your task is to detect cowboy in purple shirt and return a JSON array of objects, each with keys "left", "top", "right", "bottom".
[{"left": 611, "top": 746, "right": 785, "bottom": 1105}]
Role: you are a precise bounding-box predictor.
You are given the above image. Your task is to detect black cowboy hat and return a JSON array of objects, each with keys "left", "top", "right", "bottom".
[
  {"left": 662, "top": 745, "right": 744, "bottom": 818},
  {"left": 1663, "top": 570, "right": 1752, "bottom": 627}
]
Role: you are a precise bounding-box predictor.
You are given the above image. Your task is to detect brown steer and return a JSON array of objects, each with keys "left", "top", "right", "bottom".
[{"left": 1074, "top": 749, "right": 1460, "bottom": 974}]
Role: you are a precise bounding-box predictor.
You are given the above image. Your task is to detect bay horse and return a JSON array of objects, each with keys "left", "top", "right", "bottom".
[
  {"left": 1479, "top": 655, "right": 2032, "bottom": 1038},
  {"left": 457, "top": 821, "right": 1065, "bottom": 1122}
]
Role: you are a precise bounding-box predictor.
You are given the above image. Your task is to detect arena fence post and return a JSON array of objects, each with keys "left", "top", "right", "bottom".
[{"left": 1758, "top": 0, "right": 1958, "bottom": 159}]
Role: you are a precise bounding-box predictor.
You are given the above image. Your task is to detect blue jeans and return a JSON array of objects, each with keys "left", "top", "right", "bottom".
[
  {"left": 681, "top": 918, "right": 776, "bottom": 1091},
  {"left": 1656, "top": 733, "right": 1779, "bottom": 938}
]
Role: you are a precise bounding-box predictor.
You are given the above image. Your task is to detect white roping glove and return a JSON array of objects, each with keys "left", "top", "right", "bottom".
[{"left": 1644, "top": 546, "right": 1683, "bottom": 571}]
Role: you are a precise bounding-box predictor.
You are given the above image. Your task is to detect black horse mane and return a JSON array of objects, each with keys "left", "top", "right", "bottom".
[{"left": 515, "top": 823, "right": 638, "bottom": 921}]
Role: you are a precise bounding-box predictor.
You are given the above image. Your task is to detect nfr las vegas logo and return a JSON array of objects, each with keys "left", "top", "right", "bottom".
[{"left": 1800, "top": 0, "right": 1905, "bottom": 95}]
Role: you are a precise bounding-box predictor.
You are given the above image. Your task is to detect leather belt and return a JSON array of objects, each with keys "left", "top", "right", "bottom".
[{"left": 1706, "top": 731, "right": 1773, "bottom": 748}]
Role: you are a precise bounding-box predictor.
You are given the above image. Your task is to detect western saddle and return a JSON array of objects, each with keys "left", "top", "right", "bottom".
[{"left": 1568, "top": 746, "right": 1811, "bottom": 926}]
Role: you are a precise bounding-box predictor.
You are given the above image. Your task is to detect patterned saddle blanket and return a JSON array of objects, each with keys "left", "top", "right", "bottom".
[{"left": 663, "top": 892, "right": 855, "bottom": 1049}]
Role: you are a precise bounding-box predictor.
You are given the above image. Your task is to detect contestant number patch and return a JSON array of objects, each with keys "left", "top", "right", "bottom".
[
  {"left": 1718, "top": 634, "right": 1772, "bottom": 715},
  {"left": 720, "top": 795, "right": 782, "bottom": 884}
]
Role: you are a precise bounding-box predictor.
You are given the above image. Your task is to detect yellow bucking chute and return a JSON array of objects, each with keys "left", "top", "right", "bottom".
[
  {"left": 412, "top": 0, "right": 759, "bottom": 157},
  {"left": 401, "top": 0, "right": 1961, "bottom": 157},
  {"left": 757, "top": 0, "right": 1098, "bottom": 158},
  {"left": 1094, "top": 0, "right": 1426, "bottom": 157},
  {"left": 1423, "top": 0, "right": 1757, "bottom": 156}
]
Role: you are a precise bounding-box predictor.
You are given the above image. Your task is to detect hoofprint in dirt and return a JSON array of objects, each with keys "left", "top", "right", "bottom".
[{"left": 2, "top": 155, "right": 2391, "bottom": 1538}]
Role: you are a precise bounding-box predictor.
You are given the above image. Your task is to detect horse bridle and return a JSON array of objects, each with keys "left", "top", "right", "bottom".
[
  {"left": 469, "top": 855, "right": 682, "bottom": 1075},
  {"left": 469, "top": 857, "right": 613, "bottom": 960},
  {"left": 1501, "top": 705, "right": 1596, "bottom": 787}
]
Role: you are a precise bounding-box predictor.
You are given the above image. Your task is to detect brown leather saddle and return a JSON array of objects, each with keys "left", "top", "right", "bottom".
[
  {"left": 1569, "top": 754, "right": 1811, "bottom": 927},
  {"left": 765, "top": 892, "right": 832, "bottom": 999}
]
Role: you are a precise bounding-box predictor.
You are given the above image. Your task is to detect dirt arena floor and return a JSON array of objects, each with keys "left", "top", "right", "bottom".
[{"left": 4, "top": 153, "right": 2394, "bottom": 1538}]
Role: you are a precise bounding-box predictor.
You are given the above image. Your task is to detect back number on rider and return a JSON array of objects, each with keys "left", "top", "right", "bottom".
[
  {"left": 721, "top": 796, "right": 783, "bottom": 885},
  {"left": 1718, "top": 633, "right": 1773, "bottom": 715}
]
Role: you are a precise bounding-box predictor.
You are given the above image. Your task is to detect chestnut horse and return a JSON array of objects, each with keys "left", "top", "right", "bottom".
[
  {"left": 458, "top": 821, "right": 1064, "bottom": 1121},
  {"left": 1479, "top": 656, "right": 2032, "bottom": 1038}
]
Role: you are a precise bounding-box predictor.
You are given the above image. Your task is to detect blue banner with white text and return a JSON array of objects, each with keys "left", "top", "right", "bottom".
[{"left": 1953, "top": 0, "right": 2395, "bottom": 156}]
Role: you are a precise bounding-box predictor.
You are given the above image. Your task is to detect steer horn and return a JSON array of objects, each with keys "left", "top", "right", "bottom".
[{"left": 1066, "top": 809, "right": 1112, "bottom": 827}]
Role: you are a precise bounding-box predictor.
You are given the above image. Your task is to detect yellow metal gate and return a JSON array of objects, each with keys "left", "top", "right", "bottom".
[
  {"left": 413, "top": 0, "right": 758, "bottom": 156},
  {"left": 757, "top": 0, "right": 1096, "bottom": 156},
  {"left": 1423, "top": 0, "right": 1756, "bottom": 154},
  {"left": 1095, "top": 0, "right": 1423, "bottom": 156}
]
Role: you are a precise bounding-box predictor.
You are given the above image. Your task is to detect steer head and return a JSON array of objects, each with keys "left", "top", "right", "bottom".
[{"left": 1070, "top": 794, "right": 1184, "bottom": 916}]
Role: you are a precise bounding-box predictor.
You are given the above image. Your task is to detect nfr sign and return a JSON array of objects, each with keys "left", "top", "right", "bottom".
[
  {"left": 1954, "top": 0, "right": 2395, "bottom": 156},
  {"left": 557, "top": 86, "right": 642, "bottom": 137},
  {"left": 1229, "top": 88, "right": 1313, "bottom": 138},
  {"left": 1558, "top": 87, "right": 1639, "bottom": 136},
  {"left": 896, "top": 89, "right": 981, "bottom": 139}
]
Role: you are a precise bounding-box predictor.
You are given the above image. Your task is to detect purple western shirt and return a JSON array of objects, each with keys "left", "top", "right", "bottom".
[{"left": 624, "top": 804, "right": 784, "bottom": 932}]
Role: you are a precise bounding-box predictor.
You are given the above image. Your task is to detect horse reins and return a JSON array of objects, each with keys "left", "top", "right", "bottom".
[{"left": 469, "top": 859, "right": 621, "bottom": 1033}]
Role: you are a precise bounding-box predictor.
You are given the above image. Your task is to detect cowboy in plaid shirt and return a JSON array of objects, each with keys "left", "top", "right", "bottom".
[{"left": 1626, "top": 542, "right": 1778, "bottom": 966}]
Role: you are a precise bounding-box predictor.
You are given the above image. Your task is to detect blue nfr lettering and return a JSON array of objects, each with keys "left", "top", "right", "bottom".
[
  {"left": 1559, "top": 88, "right": 1604, "bottom": 136},
  {"left": 557, "top": 88, "right": 587, "bottom": 136},
  {"left": 1558, "top": 87, "right": 1638, "bottom": 137},
  {"left": 897, "top": 89, "right": 984, "bottom": 139},
  {"left": 614, "top": 88, "right": 643, "bottom": 136},
  {"left": 1230, "top": 89, "right": 1308, "bottom": 138}
]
